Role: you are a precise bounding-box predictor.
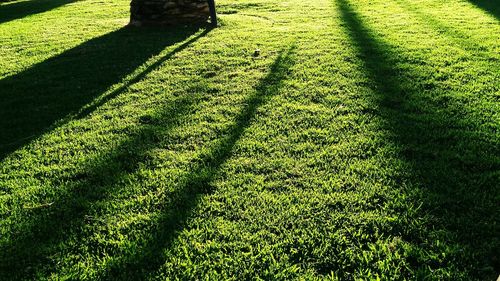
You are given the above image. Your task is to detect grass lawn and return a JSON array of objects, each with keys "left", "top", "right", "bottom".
[{"left": 0, "top": 0, "right": 499, "bottom": 279}]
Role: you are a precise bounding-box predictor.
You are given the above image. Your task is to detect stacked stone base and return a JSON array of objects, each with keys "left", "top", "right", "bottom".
[{"left": 130, "top": 0, "right": 210, "bottom": 26}]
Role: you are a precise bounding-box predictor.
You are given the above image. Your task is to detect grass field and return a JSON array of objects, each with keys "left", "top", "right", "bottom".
[{"left": 0, "top": 0, "right": 499, "bottom": 279}]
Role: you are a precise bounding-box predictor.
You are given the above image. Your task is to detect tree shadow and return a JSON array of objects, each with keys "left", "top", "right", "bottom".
[
  {"left": 0, "top": 46, "right": 295, "bottom": 280},
  {"left": 337, "top": 0, "right": 499, "bottom": 279},
  {"left": 0, "top": 92, "right": 200, "bottom": 280},
  {"left": 0, "top": 0, "right": 74, "bottom": 25},
  {"left": 99, "top": 46, "right": 297, "bottom": 280},
  {"left": 396, "top": 0, "right": 500, "bottom": 57},
  {"left": 0, "top": 25, "right": 209, "bottom": 160},
  {"left": 467, "top": 0, "right": 500, "bottom": 20},
  {"left": 0, "top": 24, "right": 210, "bottom": 281}
]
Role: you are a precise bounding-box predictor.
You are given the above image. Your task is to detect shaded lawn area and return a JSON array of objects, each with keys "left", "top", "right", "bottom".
[
  {"left": 0, "top": 0, "right": 74, "bottom": 25},
  {"left": 0, "top": 0, "right": 499, "bottom": 280},
  {"left": 468, "top": 0, "right": 500, "bottom": 20},
  {"left": 0, "top": 26, "right": 207, "bottom": 160}
]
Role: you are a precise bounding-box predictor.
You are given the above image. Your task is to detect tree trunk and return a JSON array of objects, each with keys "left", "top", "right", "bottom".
[{"left": 130, "top": 0, "right": 210, "bottom": 26}]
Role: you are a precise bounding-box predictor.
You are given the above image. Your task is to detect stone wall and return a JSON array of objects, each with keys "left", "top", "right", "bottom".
[{"left": 130, "top": 0, "right": 210, "bottom": 26}]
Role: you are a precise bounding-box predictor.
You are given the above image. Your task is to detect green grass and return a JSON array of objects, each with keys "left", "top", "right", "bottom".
[{"left": 0, "top": 0, "right": 499, "bottom": 280}]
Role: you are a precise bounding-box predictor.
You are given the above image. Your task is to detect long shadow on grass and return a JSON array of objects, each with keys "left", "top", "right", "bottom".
[
  {"left": 0, "top": 47, "right": 295, "bottom": 280},
  {"left": 337, "top": 0, "right": 499, "bottom": 279},
  {"left": 397, "top": 0, "right": 499, "bottom": 57},
  {"left": 0, "top": 0, "right": 74, "bottom": 25},
  {"left": 99, "top": 47, "right": 296, "bottom": 280},
  {"left": 0, "top": 26, "right": 210, "bottom": 280},
  {"left": 0, "top": 25, "right": 207, "bottom": 160},
  {"left": 467, "top": 0, "right": 500, "bottom": 20},
  {"left": 0, "top": 91, "right": 204, "bottom": 280}
]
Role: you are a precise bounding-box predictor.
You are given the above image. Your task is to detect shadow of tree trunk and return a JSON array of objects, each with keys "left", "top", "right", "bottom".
[
  {"left": 0, "top": 27, "right": 210, "bottom": 280},
  {"left": 467, "top": 0, "right": 500, "bottom": 20},
  {"left": 337, "top": 0, "right": 499, "bottom": 279},
  {"left": 0, "top": 45, "right": 296, "bottom": 281},
  {"left": 0, "top": 0, "right": 75, "bottom": 25},
  {"left": 99, "top": 46, "right": 297, "bottom": 280},
  {"left": 0, "top": 25, "right": 209, "bottom": 160}
]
